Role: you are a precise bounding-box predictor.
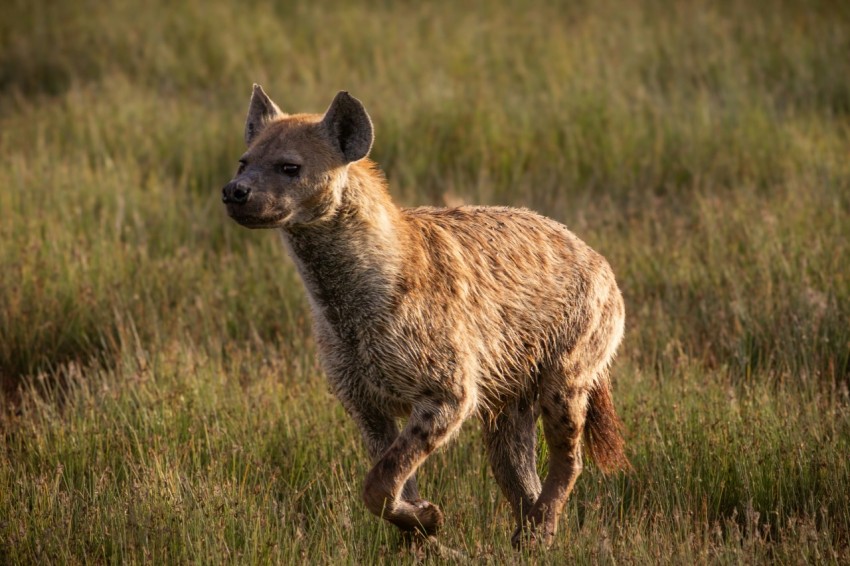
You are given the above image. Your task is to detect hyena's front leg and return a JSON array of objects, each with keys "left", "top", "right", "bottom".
[
  {"left": 353, "top": 408, "right": 420, "bottom": 502},
  {"left": 362, "top": 394, "right": 473, "bottom": 535},
  {"left": 340, "top": 394, "right": 420, "bottom": 503}
]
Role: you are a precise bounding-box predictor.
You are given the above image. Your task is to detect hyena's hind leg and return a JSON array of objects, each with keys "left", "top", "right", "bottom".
[
  {"left": 513, "top": 365, "right": 628, "bottom": 548},
  {"left": 482, "top": 394, "right": 542, "bottom": 531},
  {"left": 511, "top": 366, "right": 589, "bottom": 549},
  {"left": 514, "top": 285, "right": 629, "bottom": 548}
]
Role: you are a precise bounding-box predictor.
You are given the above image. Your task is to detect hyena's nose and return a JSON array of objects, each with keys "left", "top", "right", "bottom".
[{"left": 222, "top": 182, "right": 251, "bottom": 204}]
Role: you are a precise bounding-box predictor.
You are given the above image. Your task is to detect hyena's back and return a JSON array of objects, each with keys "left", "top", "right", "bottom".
[{"left": 394, "top": 205, "right": 625, "bottom": 414}]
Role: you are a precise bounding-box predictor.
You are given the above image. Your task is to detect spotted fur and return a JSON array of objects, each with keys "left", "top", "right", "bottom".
[{"left": 222, "top": 86, "right": 629, "bottom": 547}]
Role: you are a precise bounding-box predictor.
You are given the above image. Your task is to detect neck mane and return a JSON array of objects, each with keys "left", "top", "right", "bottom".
[{"left": 281, "top": 159, "right": 406, "bottom": 332}]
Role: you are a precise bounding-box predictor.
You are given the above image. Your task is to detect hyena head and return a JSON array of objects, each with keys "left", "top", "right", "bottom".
[{"left": 222, "top": 85, "right": 374, "bottom": 228}]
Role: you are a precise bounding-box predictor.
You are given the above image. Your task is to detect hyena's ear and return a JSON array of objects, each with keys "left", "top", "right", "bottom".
[
  {"left": 245, "top": 84, "right": 283, "bottom": 146},
  {"left": 320, "top": 91, "right": 374, "bottom": 163}
]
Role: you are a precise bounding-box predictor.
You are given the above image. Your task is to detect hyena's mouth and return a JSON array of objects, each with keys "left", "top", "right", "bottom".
[{"left": 227, "top": 209, "right": 289, "bottom": 229}]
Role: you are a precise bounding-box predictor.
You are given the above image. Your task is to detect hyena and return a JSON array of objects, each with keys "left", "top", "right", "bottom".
[{"left": 222, "top": 86, "right": 629, "bottom": 547}]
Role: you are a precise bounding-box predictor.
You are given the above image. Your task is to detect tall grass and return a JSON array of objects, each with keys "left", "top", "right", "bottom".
[{"left": 1, "top": 0, "right": 848, "bottom": 562}]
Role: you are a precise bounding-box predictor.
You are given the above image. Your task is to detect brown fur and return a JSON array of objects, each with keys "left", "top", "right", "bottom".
[{"left": 222, "top": 86, "right": 629, "bottom": 547}]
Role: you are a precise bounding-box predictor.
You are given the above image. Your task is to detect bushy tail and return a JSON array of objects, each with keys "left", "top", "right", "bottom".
[{"left": 583, "top": 375, "right": 631, "bottom": 473}]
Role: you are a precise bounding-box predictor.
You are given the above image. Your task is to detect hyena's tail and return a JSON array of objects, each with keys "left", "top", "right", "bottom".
[{"left": 583, "top": 372, "right": 631, "bottom": 473}]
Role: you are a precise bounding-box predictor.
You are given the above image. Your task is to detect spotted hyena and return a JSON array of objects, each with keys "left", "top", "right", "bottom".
[{"left": 222, "top": 86, "right": 629, "bottom": 547}]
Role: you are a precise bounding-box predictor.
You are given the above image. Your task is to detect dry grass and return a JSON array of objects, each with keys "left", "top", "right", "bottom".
[{"left": 1, "top": 0, "right": 848, "bottom": 562}]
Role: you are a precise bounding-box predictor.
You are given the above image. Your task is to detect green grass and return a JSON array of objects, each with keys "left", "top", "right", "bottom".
[{"left": 1, "top": 0, "right": 849, "bottom": 562}]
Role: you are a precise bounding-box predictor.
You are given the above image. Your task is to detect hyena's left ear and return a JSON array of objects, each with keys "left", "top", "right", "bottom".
[
  {"left": 320, "top": 91, "right": 374, "bottom": 163},
  {"left": 245, "top": 84, "right": 283, "bottom": 146}
]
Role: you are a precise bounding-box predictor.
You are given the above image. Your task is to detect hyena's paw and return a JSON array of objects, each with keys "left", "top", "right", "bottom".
[{"left": 408, "top": 499, "right": 444, "bottom": 535}]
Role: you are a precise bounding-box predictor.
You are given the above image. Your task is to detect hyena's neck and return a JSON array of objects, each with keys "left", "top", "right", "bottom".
[{"left": 281, "top": 162, "right": 406, "bottom": 332}]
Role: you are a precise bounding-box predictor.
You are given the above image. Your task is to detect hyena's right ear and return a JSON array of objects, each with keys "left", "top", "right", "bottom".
[
  {"left": 321, "top": 91, "right": 374, "bottom": 163},
  {"left": 245, "top": 84, "right": 283, "bottom": 146}
]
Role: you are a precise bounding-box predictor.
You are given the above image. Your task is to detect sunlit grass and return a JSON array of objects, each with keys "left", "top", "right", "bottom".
[{"left": 1, "top": 0, "right": 848, "bottom": 562}]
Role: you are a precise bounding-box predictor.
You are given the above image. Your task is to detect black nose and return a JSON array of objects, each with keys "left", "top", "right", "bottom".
[{"left": 222, "top": 182, "right": 251, "bottom": 204}]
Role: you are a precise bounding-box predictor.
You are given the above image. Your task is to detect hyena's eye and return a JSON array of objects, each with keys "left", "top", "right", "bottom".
[
  {"left": 275, "top": 163, "right": 301, "bottom": 177},
  {"left": 236, "top": 160, "right": 247, "bottom": 175}
]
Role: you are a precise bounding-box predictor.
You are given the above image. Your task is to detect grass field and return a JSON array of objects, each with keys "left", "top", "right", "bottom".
[{"left": 1, "top": 0, "right": 849, "bottom": 562}]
